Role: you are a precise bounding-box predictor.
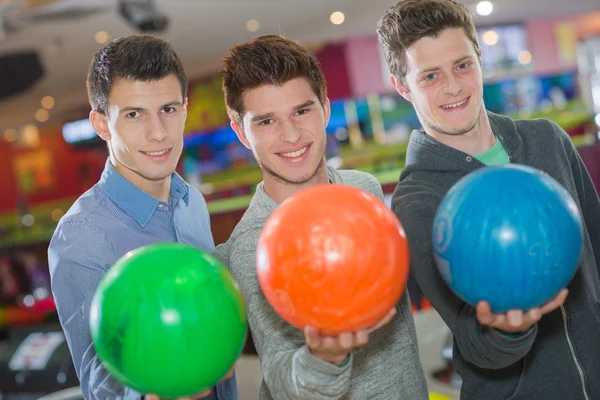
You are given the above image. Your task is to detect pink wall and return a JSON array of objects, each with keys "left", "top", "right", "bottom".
[
  {"left": 344, "top": 36, "right": 396, "bottom": 97},
  {"left": 341, "top": 12, "right": 600, "bottom": 97},
  {"left": 525, "top": 18, "right": 578, "bottom": 76},
  {"left": 315, "top": 43, "right": 353, "bottom": 100}
]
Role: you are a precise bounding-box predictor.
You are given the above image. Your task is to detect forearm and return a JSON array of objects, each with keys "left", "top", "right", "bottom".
[
  {"left": 82, "top": 351, "right": 142, "bottom": 400},
  {"left": 256, "top": 338, "right": 352, "bottom": 400},
  {"left": 452, "top": 302, "right": 537, "bottom": 369},
  {"left": 245, "top": 281, "right": 352, "bottom": 399}
]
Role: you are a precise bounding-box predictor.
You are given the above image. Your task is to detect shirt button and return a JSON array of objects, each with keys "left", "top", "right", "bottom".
[
  {"left": 466, "top": 156, "right": 472, "bottom": 162},
  {"left": 157, "top": 204, "right": 165, "bottom": 208}
]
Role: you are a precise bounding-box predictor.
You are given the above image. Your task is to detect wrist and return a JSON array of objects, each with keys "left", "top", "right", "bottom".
[
  {"left": 310, "top": 350, "right": 350, "bottom": 366},
  {"left": 495, "top": 325, "right": 534, "bottom": 336}
]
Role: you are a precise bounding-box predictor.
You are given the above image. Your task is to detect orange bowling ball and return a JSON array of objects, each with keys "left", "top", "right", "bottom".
[{"left": 256, "top": 184, "right": 410, "bottom": 335}]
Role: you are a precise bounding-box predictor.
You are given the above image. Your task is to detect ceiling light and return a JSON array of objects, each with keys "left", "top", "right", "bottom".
[
  {"left": 95, "top": 31, "right": 109, "bottom": 44},
  {"left": 476, "top": 1, "right": 493, "bottom": 16},
  {"left": 41, "top": 96, "right": 55, "bottom": 109},
  {"left": 246, "top": 19, "right": 260, "bottom": 32},
  {"left": 330, "top": 11, "right": 345, "bottom": 25},
  {"left": 36, "top": 109, "right": 49, "bottom": 123},
  {"left": 3, "top": 129, "right": 17, "bottom": 142},
  {"left": 518, "top": 50, "right": 532, "bottom": 65},
  {"left": 482, "top": 30, "right": 499, "bottom": 46}
]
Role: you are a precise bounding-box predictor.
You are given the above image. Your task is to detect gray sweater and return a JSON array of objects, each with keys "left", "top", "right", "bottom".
[
  {"left": 214, "top": 167, "right": 428, "bottom": 399},
  {"left": 393, "top": 111, "right": 600, "bottom": 400}
]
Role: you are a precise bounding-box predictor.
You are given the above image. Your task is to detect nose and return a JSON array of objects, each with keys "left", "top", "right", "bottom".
[
  {"left": 145, "top": 114, "right": 168, "bottom": 142},
  {"left": 279, "top": 118, "right": 301, "bottom": 144},
  {"left": 443, "top": 73, "right": 462, "bottom": 97}
]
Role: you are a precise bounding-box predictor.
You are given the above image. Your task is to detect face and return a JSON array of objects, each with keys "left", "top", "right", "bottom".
[
  {"left": 392, "top": 28, "right": 484, "bottom": 137},
  {"left": 90, "top": 74, "right": 187, "bottom": 189},
  {"left": 232, "top": 77, "right": 330, "bottom": 186}
]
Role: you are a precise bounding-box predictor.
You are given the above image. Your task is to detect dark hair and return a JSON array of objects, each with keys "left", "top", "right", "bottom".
[
  {"left": 377, "top": 0, "right": 481, "bottom": 82},
  {"left": 87, "top": 35, "right": 187, "bottom": 114},
  {"left": 221, "top": 35, "right": 327, "bottom": 126}
]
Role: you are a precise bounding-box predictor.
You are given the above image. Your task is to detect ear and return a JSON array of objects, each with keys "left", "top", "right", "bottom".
[
  {"left": 391, "top": 75, "right": 412, "bottom": 103},
  {"left": 183, "top": 96, "right": 189, "bottom": 120},
  {"left": 231, "top": 121, "right": 251, "bottom": 150},
  {"left": 90, "top": 110, "right": 111, "bottom": 142},
  {"left": 323, "top": 97, "right": 331, "bottom": 127}
]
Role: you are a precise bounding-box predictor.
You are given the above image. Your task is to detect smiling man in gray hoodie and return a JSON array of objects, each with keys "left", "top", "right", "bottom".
[{"left": 377, "top": 1, "right": 600, "bottom": 399}]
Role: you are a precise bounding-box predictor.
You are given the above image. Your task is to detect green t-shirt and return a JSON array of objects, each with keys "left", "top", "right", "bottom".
[
  {"left": 475, "top": 137, "right": 509, "bottom": 165},
  {"left": 477, "top": 136, "right": 517, "bottom": 338}
]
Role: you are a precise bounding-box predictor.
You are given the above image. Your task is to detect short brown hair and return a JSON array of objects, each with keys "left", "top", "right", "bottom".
[
  {"left": 87, "top": 35, "right": 187, "bottom": 115},
  {"left": 221, "top": 35, "right": 327, "bottom": 127},
  {"left": 377, "top": 0, "right": 481, "bottom": 82}
]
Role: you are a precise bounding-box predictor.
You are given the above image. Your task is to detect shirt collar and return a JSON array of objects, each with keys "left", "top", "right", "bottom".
[{"left": 98, "top": 159, "right": 189, "bottom": 227}]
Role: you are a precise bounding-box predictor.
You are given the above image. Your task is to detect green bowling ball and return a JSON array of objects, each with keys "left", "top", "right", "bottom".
[{"left": 89, "top": 243, "right": 247, "bottom": 398}]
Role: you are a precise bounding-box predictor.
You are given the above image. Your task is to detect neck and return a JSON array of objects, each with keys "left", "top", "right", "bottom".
[
  {"left": 141, "top": 178, "right": 171, "bottom": 203},
  {"left": 263, "top": 162, "right": 330, "bottom": 204},
  {"left": 426, "top": 108, "right": 495, "bottom": 156},
  {"left": 110, "top": 155, "right": 171, "bottom": 202}
]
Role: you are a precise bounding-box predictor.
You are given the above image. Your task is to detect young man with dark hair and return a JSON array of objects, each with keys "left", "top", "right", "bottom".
[
  {"left": 214, "top": 34, "right": 428, "bottom": 400},
  {"left": 377, "top": 1, "right": 600, "bottom": 399},
  {"left": 49, "top": 35, "right": 237, "bottom": 400}
]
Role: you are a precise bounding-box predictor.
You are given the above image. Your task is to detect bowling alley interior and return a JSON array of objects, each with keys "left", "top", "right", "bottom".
[{"left": 1, "top": 0, "right": 600, "bottom": 399}]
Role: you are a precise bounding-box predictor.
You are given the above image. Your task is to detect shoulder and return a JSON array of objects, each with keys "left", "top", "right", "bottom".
[
  {"left": 54, "top": 187, "right": 111, "bottom": 241},
  {"left": 214, "top": 199, "right": 266, "bottom": 267},
  {"left": 513, "top": 117, "right": 569, "bottom": 144},
  {"left": 49, "top": 186, "right": 120, "bottom": 260},
  {"left": 392, "top": 177, "right": 442, "bottom": 233},
  {"left": 337, "top": 169, "right": 384, "bottom": 199},
  {"left": 186, "top": 183, "right": 209, "bottom": 208}
]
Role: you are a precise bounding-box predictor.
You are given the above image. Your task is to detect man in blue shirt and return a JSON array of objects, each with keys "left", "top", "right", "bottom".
[{"left": 48, "top": 35, "right": 238, "bottom": 400}]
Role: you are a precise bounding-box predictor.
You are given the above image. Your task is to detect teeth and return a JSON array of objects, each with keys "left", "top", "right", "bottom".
[
  {"left": 442, "top": 98, "right": 467, "bottom": 109},
  {"left": 145, "top": 149, "right": 168, "bottom": 156},
  {"left": 281, "top": 146, "right": 308, "bottom": 158}
]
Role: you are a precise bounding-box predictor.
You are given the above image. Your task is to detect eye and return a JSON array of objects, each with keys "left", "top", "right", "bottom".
[
  {"left": 295, "top": 108, "right": 310, "bottom": 116},
  {"left": 162, "top": 106, "right": 176, "bottom": 114},
  {"left": 258, "top": 119, "right": 273, "bottom": 126},
  {"left": 424, "top": 73, "right": 437, "bottom": 81},
  {"left": 126, "top": 111, "right": 140, "bottom": 119},
  {"left": 458, "top": 62, "right": 471, "bottom": 70}
]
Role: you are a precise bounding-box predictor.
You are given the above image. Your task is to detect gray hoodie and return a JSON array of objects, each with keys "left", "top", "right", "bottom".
[
  {"left": 214, "top": 166, "right": 428, "bottom": 399},
  {"left": 392, "top": 111, "right": 600, "bottom": 400}
]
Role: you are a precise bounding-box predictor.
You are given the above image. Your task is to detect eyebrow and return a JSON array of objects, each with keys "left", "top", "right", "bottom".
[
  {"left": 250, "top": 100, "right": 316, "bottom": 122},
  {"left": 418, "top": 56, "right": 473, "bottom": 75},
  {"left": 119, "top": 100, "right": 183, "bottom": 115}
]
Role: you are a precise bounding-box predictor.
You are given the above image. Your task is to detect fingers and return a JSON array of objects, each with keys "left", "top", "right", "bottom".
[
  {"left": 525, "top": 307, "right": 541, "bottom": 321},
  {"left": 306, "top": 326, "right": 368, "bottom": 352},
  {"left": 476, "top": 289, "right": 568, "bottom": 334},
  {"left": 476, "top": 301, "right": 494, "bottom": 326},
  {"left": 306, "top": 306, "right": 398, "bottom": 355},
  {"left": 355, "top": 330, "right": 369, "bottom": 346},
  {"left": 539, "top": 289, "right": 569, "bottom": 314},
  {"left": 147, "top": 390, "right": 213, "bottom": 400},
  {"left": 366, "top": 307, "right": 397, "bottom": 333},
  {"left": 506, "top": 310, "right": 524, "bottom": 328},
  {"left": 338, "top": 332, "right": 354, "bottom": 350},
  {"left": 304, "top": 326, "right": 321, "bottom": 349},
  {"left": 222, "top": 363, "right": 237, "bottom": 380},
  {"left": 191, "top": 389, "right": 213, "bottom": 399}
]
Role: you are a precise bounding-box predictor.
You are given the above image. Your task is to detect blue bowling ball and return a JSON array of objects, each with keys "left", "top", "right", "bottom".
[{"left": 432, "top": 164, "right": 583, "bottom": 312}]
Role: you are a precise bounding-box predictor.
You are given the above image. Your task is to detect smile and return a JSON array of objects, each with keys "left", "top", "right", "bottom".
[
  {"left": 441, "top": 97, "right": 469, "bottom": 109},
  {"left": 280, "top": 146, "right": 308, "bottom": 158},
  {"left": 142, "top": 148, "right": 171, "bottom": 156}
]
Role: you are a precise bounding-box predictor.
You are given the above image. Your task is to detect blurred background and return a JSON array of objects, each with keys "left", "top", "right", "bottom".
[{"left": 1, "top": 0, "right": 600, "bottom": 399}]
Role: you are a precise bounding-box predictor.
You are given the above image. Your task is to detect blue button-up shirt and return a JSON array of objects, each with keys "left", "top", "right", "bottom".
[{"left": 48, "top": 160, "right": 238, "bottom": 400}]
